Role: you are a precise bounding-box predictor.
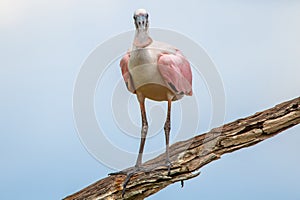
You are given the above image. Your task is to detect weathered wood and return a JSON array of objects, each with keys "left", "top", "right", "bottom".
[{"left": 64, "top": 96, "right": 300, "bottom": 200}]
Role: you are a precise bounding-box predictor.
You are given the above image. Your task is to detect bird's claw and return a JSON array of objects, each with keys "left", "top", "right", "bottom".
[
  {"left": 108, "top": 170, "right": 127, "bottom": 176},
  {"left": 109, "top": 161, "right": 172, "bottom": 197},
  {"left": 121, "top": 171, "right": 135, "bottom": 197},
  {"left": 110, "top": 165, "right": 153, "bottom": 198},
  {"left": 166, "top": 160, "right": 172, "bottom": 176}
]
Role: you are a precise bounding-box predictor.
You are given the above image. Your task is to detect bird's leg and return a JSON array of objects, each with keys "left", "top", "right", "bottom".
[
  {"left": 164, "top": 98, "right": 172, "bottom": 175},
  {"left": 135, "top": 94, "right": 148, "bottom": 168},
  {"left": 121, "top": 93, "right": 149, "bottom": 197}
]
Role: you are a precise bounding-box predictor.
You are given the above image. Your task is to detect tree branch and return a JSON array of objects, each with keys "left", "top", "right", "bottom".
[{"left": 64, "top": 96, "right": 300, "bottom": 200}]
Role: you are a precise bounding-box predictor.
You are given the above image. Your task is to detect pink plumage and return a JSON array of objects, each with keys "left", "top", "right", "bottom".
[
  {"left": 120, "top": 49, "right": 192, "bottom": 97},
  {"left": 158, "top": 49, "right": 193, "bottom": 96},
  {"left": 120, "top": 52, "right": 135, "bottom": 93}
]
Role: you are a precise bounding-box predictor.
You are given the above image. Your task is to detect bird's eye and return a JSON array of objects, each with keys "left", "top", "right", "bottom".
[
  {"left": 133, "top": 15, "right": 137, "bottom": 20},
  {"left": 145, "top": 13, "right": 149, "bottom": 19}
]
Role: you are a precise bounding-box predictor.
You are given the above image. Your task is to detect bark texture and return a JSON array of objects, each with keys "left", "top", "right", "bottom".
[{"left": 64, "top": 96, "right": 300, "bottom": 200}]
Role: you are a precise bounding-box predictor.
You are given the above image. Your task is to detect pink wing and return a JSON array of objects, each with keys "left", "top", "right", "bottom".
[
  {"left": 158, "top": 50, "right": 193, "bottom": 96},
  {"left": 120, "top": 52, "right": 135, "bottom": 93}
]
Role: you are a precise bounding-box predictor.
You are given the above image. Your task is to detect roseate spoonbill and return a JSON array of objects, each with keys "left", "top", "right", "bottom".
[{"left": 114, "top": 8, "right": 192, "bottom": 193}]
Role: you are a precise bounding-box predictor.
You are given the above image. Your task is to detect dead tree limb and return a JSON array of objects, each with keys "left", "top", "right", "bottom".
[{"left": 64, "top": 96, "right": 300, "bottom": 200}]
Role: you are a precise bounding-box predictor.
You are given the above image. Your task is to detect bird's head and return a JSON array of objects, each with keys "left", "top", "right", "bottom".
[{"left": 133, "top": 9, "right": 149, "bottom": 31}]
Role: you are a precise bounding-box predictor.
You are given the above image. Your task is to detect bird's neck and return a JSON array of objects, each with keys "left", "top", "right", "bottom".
[{"left": 134, "top": 29, "right": 153, "bottom": 48}]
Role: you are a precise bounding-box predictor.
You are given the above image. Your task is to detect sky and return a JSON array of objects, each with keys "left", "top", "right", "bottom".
[{"left": 1, "top": 1, "right": 300, "bottom": 199}]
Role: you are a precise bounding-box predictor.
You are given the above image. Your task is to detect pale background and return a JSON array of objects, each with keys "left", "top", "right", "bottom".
[{"left": 1, "top": 1, "right": 300, "bottom": 199}]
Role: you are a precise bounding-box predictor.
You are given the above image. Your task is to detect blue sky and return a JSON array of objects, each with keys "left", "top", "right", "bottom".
[{"left": 1, "top": 1, "right": 300, "bottom": 199}]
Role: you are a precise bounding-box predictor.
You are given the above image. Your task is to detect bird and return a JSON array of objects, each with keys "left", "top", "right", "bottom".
[{"left": 116, "top": 8, "right": 192, "bottom": 194}]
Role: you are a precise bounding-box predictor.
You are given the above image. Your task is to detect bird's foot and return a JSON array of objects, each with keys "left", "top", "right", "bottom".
[
  {"left": 109, "top": 165, "right": 154, "bottom": 197},
  {"left": 108, "top": 165, "right": 153, "bottom": 176},
  {"left": 165, "top": 160, "right": 172, "bottom": 176},
  {"left": 108, "top": 170, "right": 127, "bottom": 176},
  {"left": 150, "top": 160, "right": 173, "bottom": 175}
]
